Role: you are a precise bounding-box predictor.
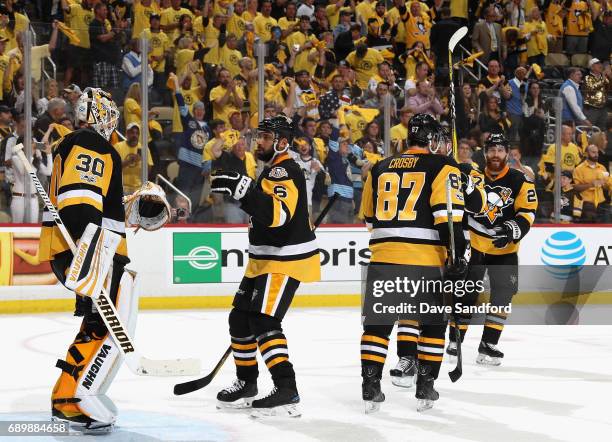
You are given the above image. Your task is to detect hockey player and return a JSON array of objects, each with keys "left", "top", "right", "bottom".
[
  {"left": 39, "top": 88, "right": 171, "bottom": 433},
  {"left": 210, "top": 115, "right": 321, "bottom": 417},
  {"left": 360, "top": 113, "right": 467, "bottom": 412},
  {"left": 447, "top": 132, "right": 538, "bottom": 365},
  {"left": 389, "top": 127, "right": 486, "bottom": 388}
]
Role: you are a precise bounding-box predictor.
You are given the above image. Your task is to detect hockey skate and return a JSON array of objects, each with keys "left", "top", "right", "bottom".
[
  {"left": 362, "top": 366, "right": 385, "bottom": 414},
  {"left": 250, "top": 386, "right": 301, "bottom": 418},
  {"left": 217, "top": 379, "right": 258, "bottom": 410},
  {"left": 51, "top": 408, "right": 113, "bottom": 435},
  {"left": 415, "top": 364, "right": 439, "bottom": 412},
  {"left": 390, "top": 356, "right": 417, "bottom": 388},
  {"left": 476, "top": 341, "right": 504, "bottom": 366},
  {"left": 446, "top": 341, "right": 457, "bottom": 363}
]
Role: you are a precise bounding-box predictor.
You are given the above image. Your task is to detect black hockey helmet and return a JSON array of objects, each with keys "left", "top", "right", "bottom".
[
  {"left": 407, "top": 113, "right": 441, "bottom": 148},
  {"left": 484, "top": 132, "right": 509, "bottom": 151},
  {"left": 257, "top": 114, "right": 294, "bottom": 144}
]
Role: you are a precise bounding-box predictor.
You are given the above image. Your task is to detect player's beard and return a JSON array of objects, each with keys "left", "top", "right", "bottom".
[
  {"left": 487, "top": 155, "right": 507, "bottom": 173},
  {"left": 256, "top": 144, "right": 275, "bottom": 163}
]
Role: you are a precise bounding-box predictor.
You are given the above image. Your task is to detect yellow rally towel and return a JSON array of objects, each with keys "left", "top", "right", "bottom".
[
  {"left": 57, "top": 21, "right": 80, "bottom": 46},
  {"left": 531, "top": 63, "right": 544, "bottom": 79},
  {"left": 455, "top": 51, "right": 484, "bottom": 69}
]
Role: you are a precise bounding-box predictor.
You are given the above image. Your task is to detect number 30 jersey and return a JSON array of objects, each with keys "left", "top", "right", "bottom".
[
  {"left": 361, "top": 149, "right": 465, "bottom": 266},
  {"left": 469, "top": 165, "right": 538, "bottom": 255},
  {"left": 39, "top": 128, "right": 128, "bottom": 262}
]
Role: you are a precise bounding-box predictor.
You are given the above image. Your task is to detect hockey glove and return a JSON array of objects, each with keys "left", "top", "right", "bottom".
[
  {"left": 210, "top": 170, "right": 253, "bottom": 201},
  {"left": 444, "top": 256, "right": 469, "bottom": 287},
  {"left": 492, "top": 220, "right": 521, "bottom": 248},
  {"left": 461, "top": 172, "right": 475, "bottom": 195}
]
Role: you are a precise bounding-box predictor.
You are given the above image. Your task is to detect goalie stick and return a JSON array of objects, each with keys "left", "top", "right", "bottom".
[
  {"left": 173, "top": 193, "right": 340, "bottom": 395},
  {"left": 15, "top": 144, "right": 200, "bottom": 377},
  {"left": 446, "top": 26, "right": 468, "bottom": 383}
]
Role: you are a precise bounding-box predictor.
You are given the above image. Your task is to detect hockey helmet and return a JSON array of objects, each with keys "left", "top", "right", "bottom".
[
  {"left": 257, "top": 114, "right": 294, "bottom": 144},
  {"left": 407, "top": 113, "right": 442, "bottom": 150},
  {"left": 76, "top": 88, "right": 120, "bottom": 141},
  {"left": 484, "top": 132, "right": 509, "bottom": 151},
  {"left": 256, "top": 114, "right": 294, "bottom": 162}
]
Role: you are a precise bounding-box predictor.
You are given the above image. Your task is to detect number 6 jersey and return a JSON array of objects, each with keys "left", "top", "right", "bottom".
[
  {"left": 361, "top": 148, "right": 465, "bottom": 267},
  {"left": 39, "top": 128, "right": 128, "bottom": 263}
]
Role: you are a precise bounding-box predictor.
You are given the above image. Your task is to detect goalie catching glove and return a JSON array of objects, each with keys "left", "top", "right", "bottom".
[
  {"left": 210, "top": 170, "right": 253, "bottom": 200},
  {"left": 124, "top": 182, "right": 172, "bottom": 231}
]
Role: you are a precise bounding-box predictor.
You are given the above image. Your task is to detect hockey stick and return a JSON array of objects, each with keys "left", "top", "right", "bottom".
[
  {"left": 446, "top": 177, "right": 463, "bottom": 383},
  {"left": 15, "top": 144, "right": 200, "bottom": 377},
  {"left": 448, "top": 26, "right": 468, "bottom": 161},
  {"left": 173, "top": 193, "right": 341, "bottom": 395}
]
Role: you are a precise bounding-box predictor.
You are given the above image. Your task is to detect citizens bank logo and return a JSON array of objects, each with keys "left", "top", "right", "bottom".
[
  {"left": 541, "top": 231, "right": 586, "bottom": 279},
  {"left": 173, "top": 233, "right": 222, "bottom": 283}
]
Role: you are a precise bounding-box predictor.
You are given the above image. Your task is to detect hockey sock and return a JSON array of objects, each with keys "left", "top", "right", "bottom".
[
  {"left": 482, "top": 312, "right": 507, "bottom": 345},
  {"left": 396, "top": 320, "right": 419, "bottom": 358},
  {"left": 417, "top": 333, "right": 445, "bottom": 379},
  {"left": 360, "top": 333, "right": 389, "bottom": 372},
  {"left": 257, "top": 330, "right": 296, "bottom": 389},
  {"left": 228, "top": 308, "right": 259, "bottom": 382}
]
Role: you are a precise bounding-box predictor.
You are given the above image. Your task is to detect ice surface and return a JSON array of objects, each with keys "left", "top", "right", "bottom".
[{"left": 1, "top": 308, "right": 611, "bottom": 442}]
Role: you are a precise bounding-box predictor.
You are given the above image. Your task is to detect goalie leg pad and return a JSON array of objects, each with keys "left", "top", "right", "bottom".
[
  {"left": 65, "top": 223, "right": 121, "bottom": 298},
  {"left": 52, "top": 268, "right": 138, "bottom": 426}
]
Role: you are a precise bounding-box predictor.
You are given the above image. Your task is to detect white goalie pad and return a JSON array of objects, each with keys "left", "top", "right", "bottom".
[
  {"left": 75, "top": 270, "right": 139, "bottom": 425},
  {"left": 65, "top": 223, "right": 121, "bottom": 297},
  {"left": 124, "top": 182, "right": 172, "bottom": 231}
]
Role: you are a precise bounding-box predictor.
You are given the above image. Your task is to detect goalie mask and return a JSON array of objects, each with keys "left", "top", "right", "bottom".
[
  {"left": 76, "top": 88, "right": 120, "bottom": 141},
  {"left": 124, "top": 182, "right": 172, "bottom": 231}
]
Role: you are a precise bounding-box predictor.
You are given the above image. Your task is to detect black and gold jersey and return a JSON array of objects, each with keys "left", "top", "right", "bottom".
[
  {"left": 39, "top": 128, "right": 128, "bottom": 262},
  {"left": 240, "top": 152, "right": 320, "bottom": 283},
  {"left": 361, "top": 148, "right": 465, "bottom": 267},
  {"left": 469, "top": 165, "right": 538, "bottom": 255},
  {"left": 459, "top": 162, "right": 487, "bottom": 216}
]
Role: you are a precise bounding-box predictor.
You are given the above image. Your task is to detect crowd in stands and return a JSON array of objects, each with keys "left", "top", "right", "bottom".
[{"left": 0, "top": 0, "right": 610, "bottom": 224}]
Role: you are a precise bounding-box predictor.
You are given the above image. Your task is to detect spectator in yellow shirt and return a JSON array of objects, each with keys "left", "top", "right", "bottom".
[
  {"left": 346, "top": 43, "right": 384, "bottom": 90},
  {"left": 242, "top": 0, "right": 260, "bottom": 23},
  {"left": 253, "top": 0, "right": 278, "bottom": 42},
  {"left": 279, "top": 2, "right": 299, "bottom": 39},
  {"left": 227, "top": 0, "right": 247, "bottom": 39},
  {"left": 131, "top": 0, "right": 161, "bottom": 39},
  {"left": 390, "top": 107, "right": 411, "bottom": 153},
  {"left": 144, "top": 13, "right": 171, "bottom": 95},
  {"left": 123, "top": 82, "right": 160, "bottom": 128},
  {"left": 160, "top": 0, "right": 194, "bottom": 43},
  {"left": 572, "top": 144, "right": 612, "bottom": 222},
  {"left": 210, "top": 68, "right": 245, "bottom": 125},
  {"left": 114, "top": 123, "right": 154, "bottom": 194},
  {"left": 60, "top": 0, "right": 94, "bottom": 86},
  {"left": 522, "top": 7, "right": 548, "bottom": 67}
]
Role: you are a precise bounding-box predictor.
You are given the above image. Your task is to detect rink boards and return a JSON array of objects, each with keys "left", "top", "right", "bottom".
[{"left": 1, "top": 225, "right": 612, "bottom": 313}]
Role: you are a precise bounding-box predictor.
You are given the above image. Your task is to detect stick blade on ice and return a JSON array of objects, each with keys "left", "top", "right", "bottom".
[{"left": 449, "top": 26, "right": 468, "bottom": 53}]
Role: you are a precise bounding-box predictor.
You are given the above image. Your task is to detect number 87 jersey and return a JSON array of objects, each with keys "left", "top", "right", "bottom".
[{"left": 361, "top": 148, "right": 465, "bottom": 267}]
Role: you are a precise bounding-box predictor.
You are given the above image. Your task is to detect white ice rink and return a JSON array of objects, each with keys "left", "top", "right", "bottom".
[{"left": 1, "top": 308, "right": 611, "bottom": 442}]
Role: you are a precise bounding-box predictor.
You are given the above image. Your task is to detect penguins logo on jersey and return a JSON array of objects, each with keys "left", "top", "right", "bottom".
[{"left": 478, "top": 186, "right": 514, "bottom": 223}]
